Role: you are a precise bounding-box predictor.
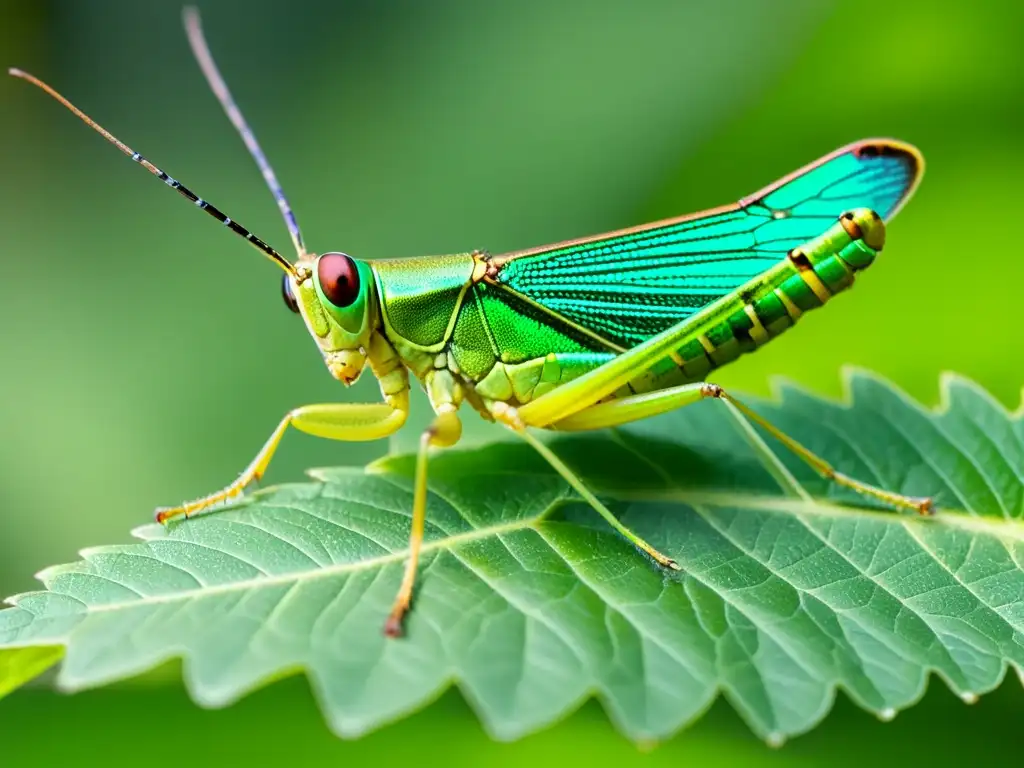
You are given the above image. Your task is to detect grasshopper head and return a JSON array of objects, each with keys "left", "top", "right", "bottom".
[{"left": 283, "top": 252, "right": 376, "bottom": 385}]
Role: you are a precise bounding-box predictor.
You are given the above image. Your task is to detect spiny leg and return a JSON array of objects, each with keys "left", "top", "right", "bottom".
[
  {"left": 155, "top": 399, "right": 408, "bottom": 523},
  {"left": 711, "top": 386, "right": 933, "bottom": 515},
  {"left": 491, "top": 313, "right": 770, "bottom": 571},
  {"left": 508, "top": 301, "right": 932, "bottom": 514},
  {"left": 384, "top": 406, "right": 462, "bottom": 638},
  {"left": 516, "top": 426, "right": 681, "bottom": 571},
  {"left": 547, "top": 381, "right": 933, "bottom": 515},
  {"left": 492, "top": 382, "right": 699, "bottom": 570}
]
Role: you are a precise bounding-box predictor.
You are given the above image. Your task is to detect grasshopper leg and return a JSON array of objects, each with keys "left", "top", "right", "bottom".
[
  {"left": 517, "top": 421, "right": 682, "bottom": 571},
  {"left": 508, "top": 307, "right": 932, "bottom": 517},
  {"left": 706, "top": 386, "right": 934, "bottom": 515},
  {"left": 154, "top": 398, "right": 408, "bottom": 523},
  {"left": 492, "top": 401, "right": 682, "bottom": 571},
  {"left": 515, "top": 380, "right": 932, "bottom": 518},
  {"left": 383, "top": 406, "right": 462, "bottom": 638}
]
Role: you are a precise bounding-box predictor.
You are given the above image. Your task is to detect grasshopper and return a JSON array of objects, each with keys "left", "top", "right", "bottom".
[{"left": 11, "top": 7, "right": 931, "bottom": 638}]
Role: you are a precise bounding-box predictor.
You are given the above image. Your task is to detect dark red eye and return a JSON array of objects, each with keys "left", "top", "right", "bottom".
[
  {"left": 317, "top": 252, "right": 360, "bottom": 308},
  {"left": 281, "top": 273, "right": 300, "bottom": 313}
]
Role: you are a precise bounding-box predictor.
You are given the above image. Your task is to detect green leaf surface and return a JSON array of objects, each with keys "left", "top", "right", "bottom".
[
  {"left": 0, "top": 646, "right": 63, "bottom": 699},
  {"left": 1, "top": 370, "right": 1022, "bottom": 745}
]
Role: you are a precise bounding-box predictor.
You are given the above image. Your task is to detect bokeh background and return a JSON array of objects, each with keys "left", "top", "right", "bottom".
[{"left": 1, "top": 0, "right": 1022, "bottom": 764}]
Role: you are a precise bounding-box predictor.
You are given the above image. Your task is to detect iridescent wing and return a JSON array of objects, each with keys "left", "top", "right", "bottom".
[{"left": 488, "top": 139, "right": 923, "bottom": 349}]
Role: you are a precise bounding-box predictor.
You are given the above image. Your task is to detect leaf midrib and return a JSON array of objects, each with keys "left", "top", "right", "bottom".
[
  {"left": 32, "top": 485, "right": 1021, "bottom": 626},
  {"left": 73, "top": 513, "right": 547, "bottom": 615}
]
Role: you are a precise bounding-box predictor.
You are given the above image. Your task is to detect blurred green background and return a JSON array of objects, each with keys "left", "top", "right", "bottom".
[{"left": 1, "top": 0, "right": 1022, "bottom": 763}]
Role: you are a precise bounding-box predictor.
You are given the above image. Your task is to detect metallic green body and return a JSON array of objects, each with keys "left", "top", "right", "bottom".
[
  {"left": 357, "top": 139, "right": 921, "bottom": 422},
  {"left": 365, "top": 217, "right": 880, "bottom": 420}
]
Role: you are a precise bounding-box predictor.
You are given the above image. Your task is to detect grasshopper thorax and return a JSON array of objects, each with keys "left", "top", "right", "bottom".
[{"left": 285, "top": 252, "right": 378, "bottom": 386}]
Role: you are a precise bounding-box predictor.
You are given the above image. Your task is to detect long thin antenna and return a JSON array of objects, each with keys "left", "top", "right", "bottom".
[
  {"left": 8, "top": 67, "right": 297, "bottom": 277},
  {"left": 183, "top": 6, "right": 307, "bottom": 261}
]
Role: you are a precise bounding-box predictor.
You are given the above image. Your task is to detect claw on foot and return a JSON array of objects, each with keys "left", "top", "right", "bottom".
[
  {"left": 153, "top": 483, "right": 249, "bottom": 525},
  {"left": 154, "top": 499, "right": 213, "bottom": 525},
  {"left": 154, "top": 503, "right": 203, "bottom": 525},
  {"left": 645, "top": 548, "right": 681, "bottom": 571},
  {"left": 913, "top": 497, "right": 935, "bottom": 516},
  {"left": 154, "top": 509, "right": 176, "bottom": 525}
]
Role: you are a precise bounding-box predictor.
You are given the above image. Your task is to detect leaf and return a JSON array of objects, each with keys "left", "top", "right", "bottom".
[
  {"left": 1, "top": 369, "right": 1022, "bottom": 745},
  {"left": 0, "top": 646, "right": 63, "bottom": 699}
]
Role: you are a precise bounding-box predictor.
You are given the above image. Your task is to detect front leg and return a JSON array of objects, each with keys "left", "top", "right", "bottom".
[{"left": 155, "top": 392, "right": 409, "bottom": 523}]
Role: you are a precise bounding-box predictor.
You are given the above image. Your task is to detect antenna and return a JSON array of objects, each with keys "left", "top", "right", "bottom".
[
  {"left": 8, "top": 67, "right": 298, "bottom": 277},
  {"left": 184, "top": 6, "right": 307, "bottom": 261}
]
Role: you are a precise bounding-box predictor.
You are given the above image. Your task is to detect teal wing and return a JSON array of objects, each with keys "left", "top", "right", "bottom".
[{"left": 490, "top": 138, "right": 923, "bottom": 349}]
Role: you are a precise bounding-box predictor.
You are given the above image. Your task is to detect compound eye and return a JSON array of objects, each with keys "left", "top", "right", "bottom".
[
  {"left": 317, "top": 252, "right": 360, "bottom": 308},
  {"left": 281, "top": 273, "right": 300, "bottom": 314}
]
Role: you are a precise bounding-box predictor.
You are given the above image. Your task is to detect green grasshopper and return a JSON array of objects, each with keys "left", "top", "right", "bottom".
[{"left": 12, "top": 8, "right": 931, "bottom": 638}]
